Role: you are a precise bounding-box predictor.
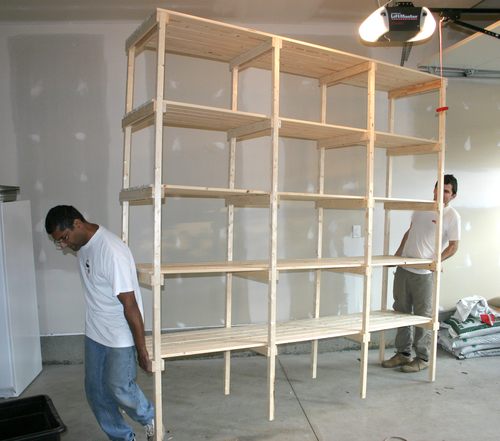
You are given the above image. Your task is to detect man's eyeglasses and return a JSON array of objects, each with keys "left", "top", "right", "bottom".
[{"left": 54, "top": 230, "right": 70, "bottom": 249}]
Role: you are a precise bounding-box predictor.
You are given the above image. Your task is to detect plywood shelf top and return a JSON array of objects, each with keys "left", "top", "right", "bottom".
[
  {"left": 145, "top": 311, "right": 432, "bottom": 359},
  {"left": 127, "top": 8, "right": 441, "bottom": 94}
]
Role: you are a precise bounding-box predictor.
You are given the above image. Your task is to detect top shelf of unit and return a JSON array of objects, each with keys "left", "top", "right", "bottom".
[{"left": 127, "top": 8, "right": 442, "bottom": 94}]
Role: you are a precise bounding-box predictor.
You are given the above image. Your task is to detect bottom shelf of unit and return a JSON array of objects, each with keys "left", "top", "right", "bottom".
[{"left": 146, "top": 311, "right": 433, "bottom": 359}]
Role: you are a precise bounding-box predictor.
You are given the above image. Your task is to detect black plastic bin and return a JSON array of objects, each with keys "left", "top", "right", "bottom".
[{"left": 0, "top": 395, "right": 66, "bottom": 441}]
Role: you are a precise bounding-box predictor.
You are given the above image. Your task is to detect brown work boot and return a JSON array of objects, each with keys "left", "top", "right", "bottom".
[
  {"left": 381, "top": 353, "right": 412, "bottom": 368},
  {"left": 401, "top": 357, "right": 429, "bottom": 373}
]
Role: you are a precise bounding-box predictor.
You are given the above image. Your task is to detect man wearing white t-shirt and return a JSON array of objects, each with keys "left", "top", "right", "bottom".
[
  {"left": 45, "top": 206, "right": 156, "bottom": 441},
  {"left": 382, "top": 174, "right": 461, "bottom": 373}
]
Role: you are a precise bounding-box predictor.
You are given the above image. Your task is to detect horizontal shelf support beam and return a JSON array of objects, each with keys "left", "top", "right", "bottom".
[
  {"left": 122, "top": 100, "right": 156, "bottom": 129},
  {"left": 383, "top": 201, "right": 437, "bottom": 211},
  {"left": 227, "top": 119, "right": 272, "bottom": 141},
  {"left": 249, "top": 346, "right": 271, "bottom": 356},
  {"left": 120, "top": 185, "right": 156, "bottom": 202},
  {"left": 327, "top": 267, "right": 366, "bottom": 275},
  {"left": 413, "top": 321, "right": 436, "bottom": 330},
  {"left": 344, "top": 334, "right": 364, "bottom": 344},
  {"left": 316, "top": 198, "right": 366, "bottom": 210},
  {"left": 388, "top": 79, "right": 443, "bottom": 100},
  {"left": 319, "top": 62, "right": 371, "bottom": 87},
  {"left": 135, "top": 258, "right": 435, "bottom": 278},
  {"left": 122, "top": 185, "right": 269, "bottom": 203},
  {"left": 234, "top": 271, "right": 269, "bottom": 283},
  {"left": 317, "top": 133, "right": 368, "bottom": 149},
  {"left": 229, "top": 39, "right": 274, "bottom": 70},
  {"left": 137, "top": 271, "right": 164, "bottom": 287},
  {"left": 400, "top": 262, "right": 435, "bottom": 271},
  {"left": 125, "top": 11, "right": 163, "bottom": 53},
  {"left": 226, "top": 194, "right": 270, "bottom": 208},
  {"left": 387, "top": 143, "right": 441, "bottom": 156},
  {"left": 137, "top": 272, "right": 151, "bottom": 286}
]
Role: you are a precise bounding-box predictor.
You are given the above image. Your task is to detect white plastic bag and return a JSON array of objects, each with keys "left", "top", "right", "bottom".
[{"left": 452, "top": 295, "right": 493, "bottom": 322}]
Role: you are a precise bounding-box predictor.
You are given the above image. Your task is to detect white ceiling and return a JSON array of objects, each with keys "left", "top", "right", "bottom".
[{"left": 0, "top": 0, "right": 498, "bottom": 23}]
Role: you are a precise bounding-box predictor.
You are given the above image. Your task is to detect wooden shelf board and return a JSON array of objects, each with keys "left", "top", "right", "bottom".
[
  {"left": 279, "top": 192, "right": 365, "bottom": 204},
  {"left": 161, "top": 10, "right": 271, "bottom": 63},
  {"left": 136, "top": 256, "right": 433, "bottom": 283},
  {"left": 228, "top": 38, "right": 440, "bottom": 92},
  {"left": 136, "top": 257, "right": 366, "bottom": 279},
  {"left": 137, "top": 260, "right": 269, "bottom": 277},
  {"left": 376, "top": 197, "right": 436, "bottom": 211},
  {"left": 123, "top": 103, "right": 437, "bottom": 151},
  {"left": 123, "top": 100, "right": 269, "bottom": 133},
  {"left": 276, "top": 315, "right": 362, "bottom": 344},
  {"left": 371, "top": 255, "right": 434, "bottom": 269},
  {"left": 279, "top": 117, "right": 366, "bottom": 141},
  {"left": 164, "top": 185, "right": 267, "bottom": 199},
  {"left": 375, "top": 131, "right": 437, "bottom": 149},
  {"left": 278, "top": 257, "right": 363, "bottom": 271},
  {"left": 122, "top": 187, "right": 437, "bottom": 212},
  {"left": 145, "top": 311, "right": 432, "bottom": 359},
  {"left": 146, "top": 325, "right": 269, "bottom": 358},
  {"left": 368, "top": 310, "right": 433, "bottom": 331},
  {"left": 120, "top": 184, "right": 268, "bottom": 203}
]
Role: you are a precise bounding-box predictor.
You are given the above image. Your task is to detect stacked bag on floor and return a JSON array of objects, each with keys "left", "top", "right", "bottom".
[{"left": 439, "top": 296, "right": 500, "bottom": 359}]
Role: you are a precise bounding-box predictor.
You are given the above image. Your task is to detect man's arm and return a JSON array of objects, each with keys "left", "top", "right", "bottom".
[
  {"left": 118, "top": 291, "right": 152, "bottom": 372},
  {"left": 441, "top": 240, "right": 459, "bottom": 262},
  {"left": 395, "top": 226, "right": 411, "bottom": 256}
]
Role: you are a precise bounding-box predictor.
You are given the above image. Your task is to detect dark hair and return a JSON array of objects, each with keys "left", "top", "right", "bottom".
[
  {"left": 444, "top": 174, "right": 458, "bottom": 195},
  {"left": 435, "top": 174, "right": 458, "bottom": 195},
  {"left": 45, "top": 205, "right": 85, "bottom": 234}
]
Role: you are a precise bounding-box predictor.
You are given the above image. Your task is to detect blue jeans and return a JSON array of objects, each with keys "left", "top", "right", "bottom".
[{"left": 85, "top": 336, "right": 154, "bottom": 441}]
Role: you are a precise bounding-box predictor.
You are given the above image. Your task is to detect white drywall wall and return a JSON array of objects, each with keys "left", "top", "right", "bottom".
[{"left": 0, "top": 18, "right": 498, "bottom": 335}]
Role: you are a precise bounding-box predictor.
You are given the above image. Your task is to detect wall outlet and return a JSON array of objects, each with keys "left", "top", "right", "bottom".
[{"left": 352, "top": 224, "right": 362, "bottom": 238}]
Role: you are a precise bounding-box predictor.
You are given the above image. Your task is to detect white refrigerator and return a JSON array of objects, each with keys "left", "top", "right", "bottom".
[{"left": 0, "top": 200, "right": 42, "bottom": 397}]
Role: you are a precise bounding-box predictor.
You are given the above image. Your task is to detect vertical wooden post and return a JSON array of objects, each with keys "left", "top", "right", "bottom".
[
  {"left": 122, "top": 45, "right": 136, "bottom": 244},
  {"left": 311, "top": 83, "right": 327, "bottom": 379},
  {"left": 152, "top": 11, "right": 168, "bottom": 441},
  {"left": 267, "top": 37, "right": 281, "bottom": 421},
  {"left": 429, "top": 79, "right": 447, "bottom": 382},
  {"left": 360, "top": 61, "right": 376, "bottom": 399},
  {"left": 224, "top": 66, "right": 238, "bottom": 395},
  {"left": 379, "top": 97, "right": 395, "bottom": 362}
]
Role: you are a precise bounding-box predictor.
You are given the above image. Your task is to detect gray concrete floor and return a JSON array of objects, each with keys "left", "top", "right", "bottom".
[{"left": 17, "top": 349, "right": 500, "bottom": 441}]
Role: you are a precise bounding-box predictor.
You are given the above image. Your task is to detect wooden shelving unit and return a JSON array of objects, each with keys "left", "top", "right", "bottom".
[{"left": 121, "top": 9, "right": 446, "bottom": 439}]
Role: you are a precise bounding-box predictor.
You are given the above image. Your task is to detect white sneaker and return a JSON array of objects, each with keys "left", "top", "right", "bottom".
[{"left": 144, "top": 420, "right": 155, "bottom": 441}]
